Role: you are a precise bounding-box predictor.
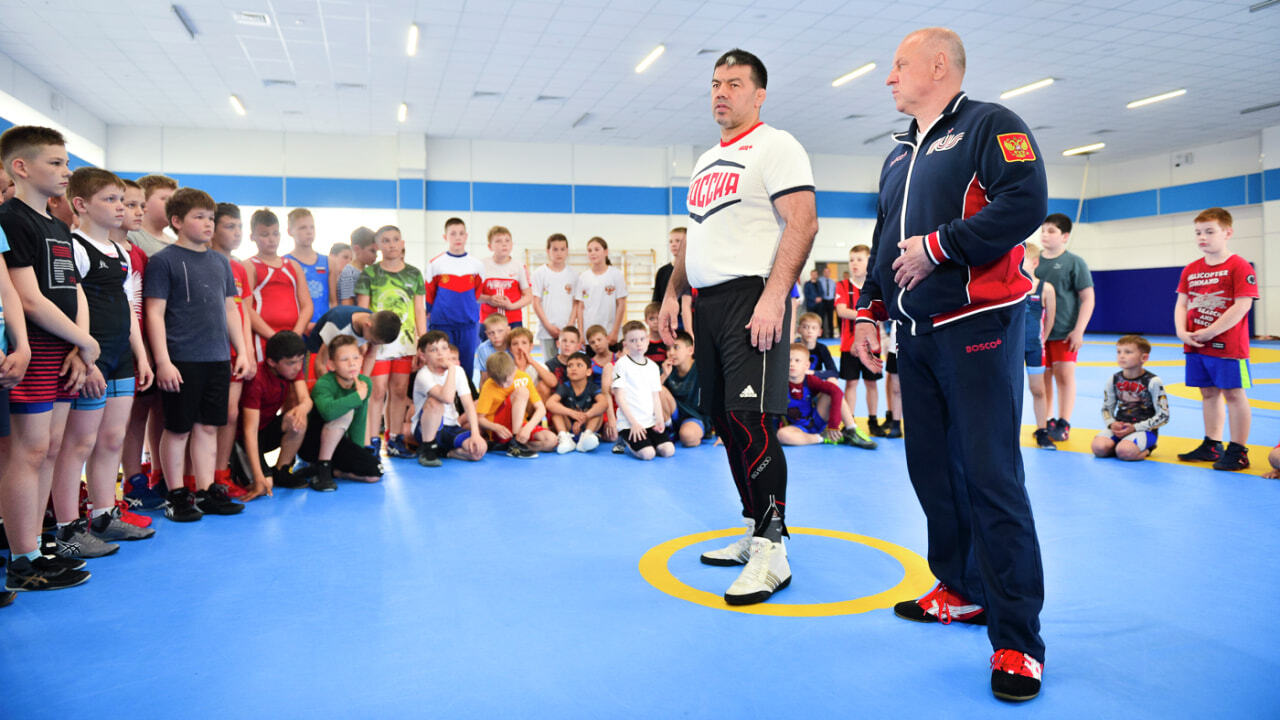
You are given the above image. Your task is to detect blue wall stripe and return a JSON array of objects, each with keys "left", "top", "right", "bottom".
[
  {"left": 398, "top": 179, "right": 425, "bottom": 211},
  {"left": 1085, "top": 189, "right": 1158, "bottom": 222},
  {"left": 1265, "top": 168, "right": 1280, "bottom": 203},
  {"left": 116, "top": 172, "right": 285, "bottom": 207},
  {"left": 574, "top": 185, "right": 668, "bottom": 215},
  {"left": 814, "top": 190, "right": 877, "bottom": 219},
  {"left": 1046, "top": 197, "right": 1078, "bottom": 218},
  {"left": 286, "top": 177, "right": 395, "bottom": 209},
  {"left": 1246, "top": 173, "right": 1263, "bottom": 206},
  {"left": 670, "top": 186, "right": 687, "bottom": 215},
  {"left": 473, "top": 182, "right": 571, "bottom": 213},
  {"left": 1159, "top": 176, "right": 1247, "bottom": 215},
  {"left": 425, "top": 180, "right": 471, "bottom": 211}
]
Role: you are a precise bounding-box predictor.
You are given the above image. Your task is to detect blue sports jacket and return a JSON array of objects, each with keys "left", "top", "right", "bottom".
[{"left": 856, "top": 92, "right": 1048, "bottom": 335}]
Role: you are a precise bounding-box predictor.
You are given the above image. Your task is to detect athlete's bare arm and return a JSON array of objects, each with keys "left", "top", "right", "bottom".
[{"left": 748, "top": 190, "right": 817, "bottom": 351}]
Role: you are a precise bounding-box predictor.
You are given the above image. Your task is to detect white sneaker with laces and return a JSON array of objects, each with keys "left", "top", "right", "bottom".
[
  {"left": 576, "top": 429, "right": 599, "bottom": 453},
  {"left": 556, "top": 431, "right": 576, "bottom": 454},
  {"left": 700, "top": 519, "right": 755, "bottom": 566},
  {"left": 724, "top": 536, "right": 790, "bottom": 606}
]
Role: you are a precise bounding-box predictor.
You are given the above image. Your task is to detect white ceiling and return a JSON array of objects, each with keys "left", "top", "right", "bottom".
[{"left": 1, "top": 0, "right": 1279, "bottom": 160}]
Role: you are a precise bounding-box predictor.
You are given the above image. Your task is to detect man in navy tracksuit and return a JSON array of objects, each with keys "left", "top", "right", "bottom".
[{"left": 853, "top": 28, "right": 1047, "bottom": 702}]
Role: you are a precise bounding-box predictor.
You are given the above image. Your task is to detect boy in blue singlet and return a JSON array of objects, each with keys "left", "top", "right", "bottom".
[
  {"left": 1022, "top": 243, "right": 1056, "bottom": 450},
  {"left": 285, "top": 208, "right": 329, "bottom": 333},
  {"left": 778, "top": 344, "right": 875, "bottom": 449}
]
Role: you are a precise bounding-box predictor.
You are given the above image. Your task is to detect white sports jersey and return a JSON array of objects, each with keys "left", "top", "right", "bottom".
[
  {"left": 574, "top": 266, "right": 628, "bottom": 333},
  {"left": 531, "top": 265, "right": 578, "bottom": 340},
  {"left": 612, "top": 354, "right": 661, "bottom": 430},
  {"left": 684, "top": 122, "right": 815, "bottom": 289}
]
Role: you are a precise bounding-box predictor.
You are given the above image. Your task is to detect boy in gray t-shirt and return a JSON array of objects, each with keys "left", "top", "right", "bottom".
[
  {"left": 143, "top": 188, "right": 253, "bottom": 522},
  {"left": 1033, "top": 213, "right": 1094, "bottom": 442}
]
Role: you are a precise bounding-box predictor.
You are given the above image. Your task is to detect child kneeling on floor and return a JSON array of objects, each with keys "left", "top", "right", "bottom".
[
  {"left": 778, "top": 343, "right": 876, "bottom": 448},
  {"left": 411, "top": 331, "right": 486, "bottom": 466},
  {"left": 297, "top": 334, "right": 383, "bottom": 487},
  {"left": 1091, "top": 334, "right": 1169, "bottom": 462},
  {"left": 612, "top": 320, "right": 674, "bottom": 460}
]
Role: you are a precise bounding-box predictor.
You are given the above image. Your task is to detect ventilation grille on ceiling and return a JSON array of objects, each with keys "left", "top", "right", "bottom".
[
  {"left": 696, "top": 48, "right": 719, "bottom": 55},
  {"left": 572, "top": 112, "right": 591, "bottom": 128},
  {"left": 1032, "top": 125, "right": 1052, "bottom": 131},
  {"left": 335, "top": 82, "right": 365, "bottom": 90},
  {"left": 536, "top": 95, "right": 566, "bottom": 102},
  {"left": 862, "top": 131, "right": 894, "bottom": 145},
  {"left": 233, "top": 11, "right": 271, "bottom": 26},
  {"left": 1093, "top": 129, "right": 1115, "bottom": 134},
  {"left": 843, "top": 114, "right": 865, "bottom": 120},
  {"left": 262, "top": 78, "right": 296, "bottom": 87},
  {"left": 473, "top": 91, "right": 501, "bottom": 98}
]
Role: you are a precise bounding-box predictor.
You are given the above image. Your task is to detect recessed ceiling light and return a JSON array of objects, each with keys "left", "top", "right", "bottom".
[
  {"left": 406, "top": 23, "right": 420, "bottom": 56},
  {"left": 999, "top": 77, "right": 1054, "bottom": 100},
  {"left": 1062, "top": 142, "right": 1105, "bottom": 156},
  {"left": 233, "top": 11, "right": 271, "bottom": 27},
  {"left": 1126, "top": 89, "right": 1186, "bottom": 109},
  {"left": 229, "top": 95, "right": 247, "bottom": 116},
  {"left": 397, "top": 103, "right": 408, "bottom": 123},
  {"left": 832, "top": 62, "right": 876, "bottom": 87},
  {"left": 635, "top": 45, "right": 665, "bottom": 74}
]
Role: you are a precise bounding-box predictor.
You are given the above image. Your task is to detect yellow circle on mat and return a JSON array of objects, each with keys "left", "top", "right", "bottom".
[{"left": 638, "top": 526, "right": 936, "bottom": 617}]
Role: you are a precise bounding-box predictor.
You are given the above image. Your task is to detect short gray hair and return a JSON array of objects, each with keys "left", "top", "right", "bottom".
[{"left": 911, "top": 27, "right": 965, "bottom": 73}]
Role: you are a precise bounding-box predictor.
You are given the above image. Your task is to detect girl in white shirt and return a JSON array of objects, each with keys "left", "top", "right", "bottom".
[{"left": 571, "top": 236, "right": 627, "bottom": 346}]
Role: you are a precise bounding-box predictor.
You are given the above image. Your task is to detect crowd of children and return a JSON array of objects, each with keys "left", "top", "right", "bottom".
[{"left": 0, "top": 122, "right": 1275, "bottom": 609}]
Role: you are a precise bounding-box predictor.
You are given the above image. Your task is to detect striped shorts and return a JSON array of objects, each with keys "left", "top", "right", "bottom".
[{"left": 10, "top": 331, "right": 77, "bottom": 414}]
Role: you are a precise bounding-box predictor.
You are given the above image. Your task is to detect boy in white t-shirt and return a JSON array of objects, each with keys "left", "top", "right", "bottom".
[
  {"left": 531, "top": 232, "right": 577, "bottom": 360},
  {"left": 612, "top": 320, "right": 674, "bottom": 461},
  {"left": 411, "top": 331, "right": 486, "bottom": 466}
]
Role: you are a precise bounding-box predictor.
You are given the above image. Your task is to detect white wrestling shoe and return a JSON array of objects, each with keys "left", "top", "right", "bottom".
[
  {"left": 700, "top": 519, "right": 754, "bottom": 566},
  {"left": 724, "top": 536, "right": 790, "bottom": 606}
]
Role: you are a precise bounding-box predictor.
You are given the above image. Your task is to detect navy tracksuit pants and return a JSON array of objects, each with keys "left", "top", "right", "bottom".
[
  {"left": 896, "top": 305, "right": 1045, "bottom": 662},
  {"left": 434, "top": 323, "right": 479, "bottom": 381}
]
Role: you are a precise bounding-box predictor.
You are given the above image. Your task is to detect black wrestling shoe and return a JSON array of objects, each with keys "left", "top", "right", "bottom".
[
  {"left": 1177, "top": 437, "right": 1223, "bottom": 462},
  {"left": 1033, "top": 428, "right": 1057, "bottom": 450},
  {"left": 163, "top": 488, "right": 203, "bottom": 523},
  {"left": 1212, "top": 442, "right": 1250, "bottom": 471},
  {"left": 991, "top": 649, "right": 1042, "bottom": 702},
  {"left": 195, "top": 485, "right": 245, "bottom": 515}
]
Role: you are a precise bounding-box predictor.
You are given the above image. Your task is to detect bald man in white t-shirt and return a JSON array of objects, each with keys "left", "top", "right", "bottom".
[{"left": 658, "top": 48, "right": 818, "bottom": 607}]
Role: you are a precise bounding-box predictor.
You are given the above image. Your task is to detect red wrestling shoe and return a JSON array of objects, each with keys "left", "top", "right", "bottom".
[
  {"left": 990, "top": 649, "right": 1042, "bottom": 702},
  {"left": 893, "top": 581, "right": 986, "bottom": 625}
]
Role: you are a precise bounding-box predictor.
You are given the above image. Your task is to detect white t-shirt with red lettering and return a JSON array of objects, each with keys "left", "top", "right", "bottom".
[
  {"left": 684, "top": 122, "right": 815, "bottom": 289},
  {"left": 1176, "top": 254, "right": 1258, "bottom": 358}
]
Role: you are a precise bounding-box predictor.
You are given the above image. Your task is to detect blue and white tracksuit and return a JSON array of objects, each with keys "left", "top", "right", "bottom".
[{"left": 856, "top": 92, "right": 1048, "bottom": 662}]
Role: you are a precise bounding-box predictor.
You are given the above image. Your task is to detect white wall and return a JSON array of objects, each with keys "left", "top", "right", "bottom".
[{"left": 0, "top": 53, "right": 105, "bottom": 166}]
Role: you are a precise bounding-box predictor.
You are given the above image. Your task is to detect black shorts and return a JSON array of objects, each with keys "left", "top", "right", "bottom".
[
  {"left": 624, "top": 426, "right": 671, "bottom": 452},
  {"left": 885, "top": 351, "right": 899, "bottom": 375},
  {"left": 839, "top": 350, "right": 883, "bottom": 381},
  {"left": 693, "top": 276, "right": 790, "bottom": 416},
  {"left": 0, "top": 388, "right": 9, "bottom": 437},
  {"left": 299, "top": 410, "right": 383, "bottom": 478},
  {"left": 257, "top": 414, "right": 284, "bottom": 453},
  {"left": 160, "top": 361, "right": 230, "bottom": 433}
]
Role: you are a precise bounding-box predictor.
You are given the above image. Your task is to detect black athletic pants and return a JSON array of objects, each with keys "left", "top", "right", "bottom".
[
  {"left": 897, "top": 305, "right": 1045, "bottom": 662},
  {"left": 694, "top": 277, "right": 791, "bottom": 536}
]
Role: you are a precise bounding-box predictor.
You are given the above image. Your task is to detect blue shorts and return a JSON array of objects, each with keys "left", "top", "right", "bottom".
[
  {"left": 413, "top": 420, "right": 471, "bottom": 450},
  {"left": 787, "top": 413, "right": 827, "bottom": 434},
  {"left": 1100, "top": 429, "right": 1158, "bottom": 452},
  {"left": 70, "top": 376, "right": 137, "bottom": 412},
  {"left": 670, "top": 408, "right": 705, "bottom": 433},
  {"left": 1184, "top": 353, "right": 1251, "bottom": 390},
  {"left": 1025, "top": 342, "right": 1044, "bottom": 373}
]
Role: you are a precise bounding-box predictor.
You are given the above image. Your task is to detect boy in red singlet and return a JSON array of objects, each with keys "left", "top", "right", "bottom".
[
  {"left": 243, "top": 208, "right": 311, "bottom": 362},
  {"left": 212, "top": 203, "right": 257, "bottom": 496}
]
